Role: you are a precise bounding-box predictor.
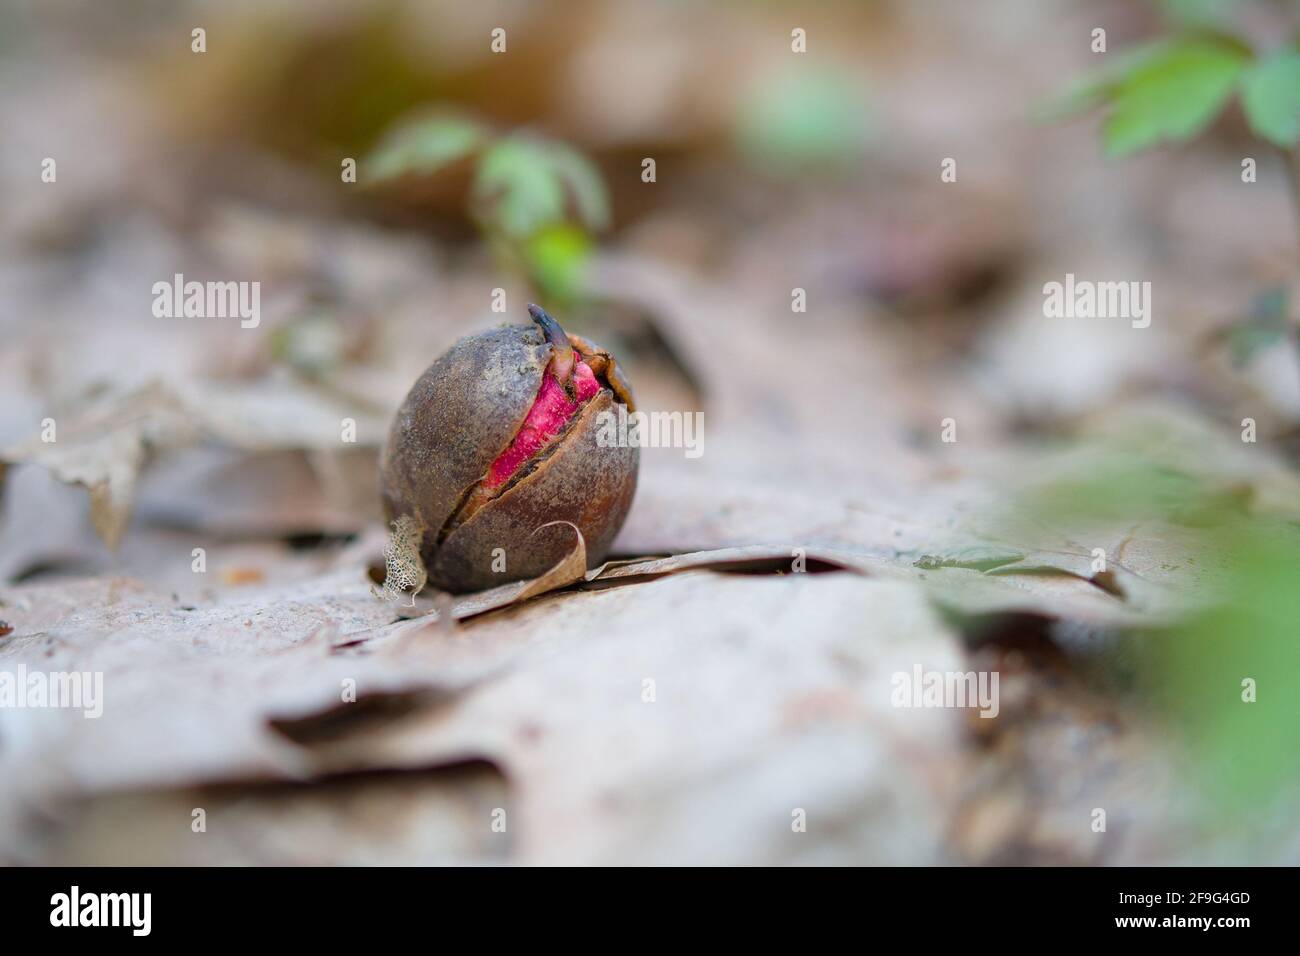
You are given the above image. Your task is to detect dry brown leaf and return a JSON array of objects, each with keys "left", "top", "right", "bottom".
[
  {"left": 1, "top": 378, "right": 388, "bottom": 551},
  {"left": 1, "top": 383, "right": 200, "bottom": 549}
]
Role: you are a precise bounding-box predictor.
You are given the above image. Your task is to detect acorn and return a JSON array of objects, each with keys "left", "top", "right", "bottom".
[{"left": 380, "top": 304, "right": 639, "bottom": 594}]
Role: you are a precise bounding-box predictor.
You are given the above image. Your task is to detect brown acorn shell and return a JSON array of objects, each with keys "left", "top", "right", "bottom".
[
  {"left": 430, "top": 388, "right": 638, "bottom": 593},
  {"left": 380, "top": 324, "right": 550, "bottom": 548},
  {"left": 380, "top": 321, "right": 639, "bottom": 595}
]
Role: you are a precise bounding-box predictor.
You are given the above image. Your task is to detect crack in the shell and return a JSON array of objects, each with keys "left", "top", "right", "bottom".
[{"left": 434, "top": 363, "right": 616, "bottom": 546}]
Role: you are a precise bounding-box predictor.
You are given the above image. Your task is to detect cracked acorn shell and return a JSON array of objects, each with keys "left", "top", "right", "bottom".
[{"left": 380, "top": 305, "right": 638, "bottom": 594}]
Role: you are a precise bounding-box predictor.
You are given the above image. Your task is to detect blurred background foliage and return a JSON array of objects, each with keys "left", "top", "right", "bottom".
[
  {"left": 1002, "top": 419, "right": 1300, "bottom": 818},
  {"left": 1051, "top": 0, "right": 1300, "bottom": 418},
  {"left": 364, "top": 114, "right": 608, "bottom": 303}
]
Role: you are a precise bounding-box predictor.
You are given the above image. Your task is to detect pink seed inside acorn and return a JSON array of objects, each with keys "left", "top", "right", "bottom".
[{"left": 484, "top": 356, "right": 601, "bottom": 489}]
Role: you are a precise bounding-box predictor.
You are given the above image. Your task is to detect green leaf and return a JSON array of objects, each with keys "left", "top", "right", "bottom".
[
  {"left": 524, "top": 223, "right": 593, "bottom": 302},
  {"left": 364, "top": 114, "right": 487, "bottom": 184},
  {"left": 1101, "top": 38, "right": 1248, "bottom": 157},
  {"left": 1038, "top": 41, "right": 1171, "bottom": 122},
  {"left": 541, "top": 142, "right": 610, "bottom": 234},
  {"left": 1142, "top": 527, "right": 1300, "bottom": 810},
  {"left": 472, "top": 135, "right": 609, "bottom": 239},
  {"left": 1241, "top": 49, "right": 1300, "bottom": 147}
]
